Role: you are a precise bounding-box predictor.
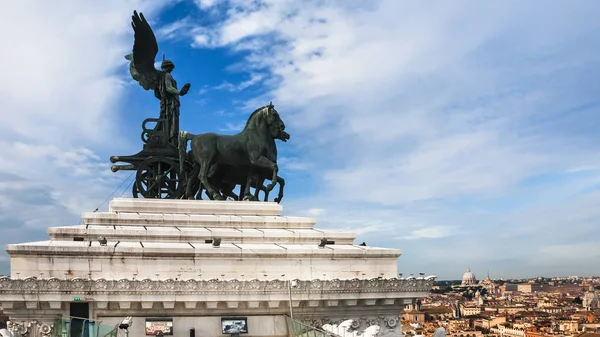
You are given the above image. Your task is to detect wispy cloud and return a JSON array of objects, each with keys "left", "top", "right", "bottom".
[
  {"left": 156, "top": 17, "right": 196, "bottom": 40},
  {"left": 278, "top": 157, "right": 312, "bottom": 171},
  {"left": 396, "top": 226, "right": 458, "bottom": 241},
  {"left": 185, "top": 0, "right": 600, "bottom": 278},
  {"left": 218, "top": 120, "right": 246, "bottom": 133},
  {"left": 0, "top": 1, "right": 175, "bottom": 265},
  {"left": 306, "top": 208, "right": 325, "bottom": 216},
  {"left": 213, "top": 73, "right": 264, "bottom": 92}
]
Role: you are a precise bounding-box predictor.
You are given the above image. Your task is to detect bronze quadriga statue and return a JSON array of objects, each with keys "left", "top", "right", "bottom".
[{"left": 110, "top": 11, "right": 289, "bottom": 202}]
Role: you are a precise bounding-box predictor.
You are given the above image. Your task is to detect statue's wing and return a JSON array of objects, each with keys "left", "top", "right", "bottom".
[{"left": 125, "top": 10, "right": 161, "bottom": 91}]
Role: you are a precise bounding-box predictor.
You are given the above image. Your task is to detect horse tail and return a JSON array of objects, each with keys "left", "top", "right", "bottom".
[{"left": 178, "top": 131, "right": 192, "bottom": 184}]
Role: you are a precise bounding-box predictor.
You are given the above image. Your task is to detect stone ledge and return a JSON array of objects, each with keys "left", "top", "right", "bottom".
[
  {"left": 5, "top": 242, "right": 400, "bottom": 259},
  {"left": 108, "top": 198, "right": 283, "bottom": 216},
  {"left": 0, "top": 277, "right": 434, "bottom": 295},
  {"left": 82, "top": 212, "right": 316, "bottom": 229},
  {"left": 47, "top": 226, "right": 357, "bottom": 244}
]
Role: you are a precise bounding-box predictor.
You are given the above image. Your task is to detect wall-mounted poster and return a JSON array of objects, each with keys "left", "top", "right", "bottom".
[
  {"left": 221, "top": 317, "right": 248, "bottom": 334},
  {"left": 145, "top": 318, "right": 174, "bottom": 336}
]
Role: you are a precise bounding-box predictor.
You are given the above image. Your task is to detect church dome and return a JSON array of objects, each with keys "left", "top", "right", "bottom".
[
  {"left": 583, "top": 287, "right": 599, "bottom": 309},
  {"left": 461, "top": 267, "right": 477, "bottom": 286}
]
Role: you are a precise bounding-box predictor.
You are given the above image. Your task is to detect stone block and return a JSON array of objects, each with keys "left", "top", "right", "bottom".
[
  {"left": 183, "top": 302, "right": 197, "bottom": 309},
  {"left": 141, "top": 302, "right": 154, "bottom": 309},
  {"left": 108, "top": 198, "right": 284, "bottom": 216},
  {"left": 0, "top": 302, "right": 13, "bottom": 309},
  {"left": 48, "top": 302, "right": 62, "bottom": 309}
]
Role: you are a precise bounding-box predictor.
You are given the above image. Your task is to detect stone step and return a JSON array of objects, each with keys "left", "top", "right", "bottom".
[
  {"left": 82, "top": 212, "right": 316, "bottom": 229},
  {"left": 48, "top": 226, "right": 357, "bottom": 244},
  {"left": 108, "top": 198, "right": 283, "bottom": 216},
  {"left": 6, "top": 241, "right": 402, "bottom": 260}
]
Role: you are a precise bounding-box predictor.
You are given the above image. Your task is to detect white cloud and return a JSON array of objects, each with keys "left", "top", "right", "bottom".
[
  {"left": 186, "top": 0, "right": 600, "bottom": 278},
  {"left": 218, "top": 120, "right": 246, "bottom": 133},
  {"left": 278, "top": 157, "right": 312, "bottom": 171},
  {"left": 0, "top": 0, "right": 174, "bottom": 266},
  {"left": 397, "top": 226, "right": 457, "bottom": 240},
  {"left": 156, "top": 17, "right": 195, "bottom": 40},
  {"left": 194, "top": 0, "right": 222, "bottom": 10},
  {"left": 306, "top": 208, "right": 325, "bottom": 216},
  {"left": 214, "top": 73, "right": 264, "bottom": 92}
]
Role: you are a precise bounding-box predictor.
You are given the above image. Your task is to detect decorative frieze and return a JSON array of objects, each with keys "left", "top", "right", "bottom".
[
  {"left": 0, "top": 276, "right": 433, "bottom": 296},
  {"left": 303, "top": 316, "right": 401, "bottom": 332},
  {"left": 5, "top": 321, "right": 53, "bottom": 337}
]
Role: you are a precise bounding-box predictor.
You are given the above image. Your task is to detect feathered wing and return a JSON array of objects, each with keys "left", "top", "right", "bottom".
[{"left": 125, "top": 10, "right": 161, "bottom": 92}]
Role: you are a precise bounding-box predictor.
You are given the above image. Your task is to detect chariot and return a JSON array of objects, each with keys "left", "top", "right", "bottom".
[
  {"left": 110, "top": 116, "right": 191, "bottom": 199},
  {"left": 108, "top": 11, "right": 288, "bottom": 202}
]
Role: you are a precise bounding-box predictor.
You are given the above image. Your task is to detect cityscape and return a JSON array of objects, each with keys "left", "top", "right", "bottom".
[
  {"left": 404, "top": 269, "right": 600, "bottom": 337},
  {"left": 1, "top": 1, "right": 599, "bottom": 337},
  {"left": 2, "top": 268, "right": 600, "bottom": 336}
]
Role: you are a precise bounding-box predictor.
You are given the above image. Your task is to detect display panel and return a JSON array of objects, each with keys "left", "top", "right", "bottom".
[
  {"left": 221, "top": 317, "right": 248, "bottom": 334},
  {"left": 145, "top": 318, "right": 173, "bottom": 336}
]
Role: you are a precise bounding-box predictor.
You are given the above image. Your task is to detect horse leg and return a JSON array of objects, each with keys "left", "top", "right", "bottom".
[
  {"left": 198, "top": 181, "right": 205, "bottom": 200},
  {"left": 238, "top": 184, "right": 246, "bottom": 201},
  {"left": 253, "top": 177, "right": 264, "bottom": 201},
  {"left": 248, "top": 155, "right": 278, "bottom": 193},
  {"left": 262, "top": 183, "right": 270, "bottom": 202},
  {"left": 185, "top": 165, "right": 200, "bottom": 199},
  {"left": 224, "top": 187, "right": 239, "bottom": 201},
  {"left": 243, "top": 174, "right": 257, "bottom": 201},
  {"left": 199, "top": 161, "right": 223, "bottom": 200},
  {"left": 274, "top": 176, "right": 285, "bottom": 203}
]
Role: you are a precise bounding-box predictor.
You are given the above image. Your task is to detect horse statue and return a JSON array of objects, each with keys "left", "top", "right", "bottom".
[
  {"left": 178, "top": 102, "right": 289, "bottom": 201},
  {"left": 183, "top": 162, "right": 285, "bottom": 202}
]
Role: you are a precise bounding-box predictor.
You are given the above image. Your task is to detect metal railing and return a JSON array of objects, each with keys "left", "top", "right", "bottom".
[
  {"left": 286, "top": 316, "right": 340, "bottom": 337},
  {"left": 51, "top": 317, "right": 118, "bottom": 337}
]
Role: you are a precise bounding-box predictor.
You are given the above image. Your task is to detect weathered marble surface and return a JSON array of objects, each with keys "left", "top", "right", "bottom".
[
  {"left": 108, "top": 198, "right": 284, "bottom": 215},
  {"left": 2, "top": 198, "right": 432, "bottom": 337}
]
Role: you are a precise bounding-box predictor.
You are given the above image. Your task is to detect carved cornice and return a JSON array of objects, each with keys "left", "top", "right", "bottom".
[{"left": 0, "top": 277, "right": 433, "bottom": 295}]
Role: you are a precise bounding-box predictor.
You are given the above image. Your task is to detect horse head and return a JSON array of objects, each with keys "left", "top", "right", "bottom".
[
  {"left": 245, "top": 102, "right": 290, "bottom": 142},
  {"left": 267, "top": 102, "right": 290, "bottom": 142}
]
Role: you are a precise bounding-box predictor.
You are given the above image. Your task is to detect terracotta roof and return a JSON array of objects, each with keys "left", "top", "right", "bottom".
[
  {"left": 576, "top": 332, "right": 600, "bottom": 337},
  {"left": 422, "top": 307, "right": 453, "bottom": 314}
]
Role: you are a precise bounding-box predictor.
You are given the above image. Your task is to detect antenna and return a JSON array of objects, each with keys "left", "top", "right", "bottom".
[{"left": 163, "top": 53, "right": 165, "bottom": 61}]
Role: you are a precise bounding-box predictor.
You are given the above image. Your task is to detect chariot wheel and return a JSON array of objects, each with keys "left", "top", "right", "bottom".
[
  {"left": 132, "top": 174, "right": 144, "bottom": 198},
  {"left": 135, "top": 157, "right": 182, "bottom": 199}
]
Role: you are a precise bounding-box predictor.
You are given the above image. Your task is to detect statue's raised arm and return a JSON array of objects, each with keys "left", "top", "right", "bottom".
[{"left": 125, "top": 10, "right": 162, "bottom": 93}]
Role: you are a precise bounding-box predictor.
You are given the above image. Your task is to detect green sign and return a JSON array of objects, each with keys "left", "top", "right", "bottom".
[{"left": 73, "top": 297, "right": 82, "bottom": 301}]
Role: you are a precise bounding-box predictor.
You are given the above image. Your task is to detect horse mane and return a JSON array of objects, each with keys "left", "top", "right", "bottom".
[{"left": 243, "top": 105, "right": 268, "bottom": 130}]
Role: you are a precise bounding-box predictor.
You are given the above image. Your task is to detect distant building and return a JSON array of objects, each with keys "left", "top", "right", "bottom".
[
  {"left": 462, "top": 268, "right": 477, "bottom": 286},
  {"left": 473, "top": 316, "right": 507, "bottom": 330},
  {"left": 517, "top": 283, "right": 542, "bottom": 293},
  {"left": 582, "top": 286, "right": 599, "bottom": 311}
]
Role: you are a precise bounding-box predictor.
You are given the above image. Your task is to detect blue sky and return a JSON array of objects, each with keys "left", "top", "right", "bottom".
[{"left": 0, "top": 0, "right": 599, "bottom": 280}]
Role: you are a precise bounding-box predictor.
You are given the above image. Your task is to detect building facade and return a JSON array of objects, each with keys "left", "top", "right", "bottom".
[{"left": 0, "top": 198, "right": 434, "bottom": 337}]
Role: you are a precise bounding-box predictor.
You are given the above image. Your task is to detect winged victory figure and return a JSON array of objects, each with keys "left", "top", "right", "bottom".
[{"left": 125, "top": 10, "right": 191, "bottom": 146}]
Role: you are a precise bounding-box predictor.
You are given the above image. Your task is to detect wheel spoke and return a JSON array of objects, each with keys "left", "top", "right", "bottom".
[{"left": 135, "top": 158, "right": 182, "bottom": 199}]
